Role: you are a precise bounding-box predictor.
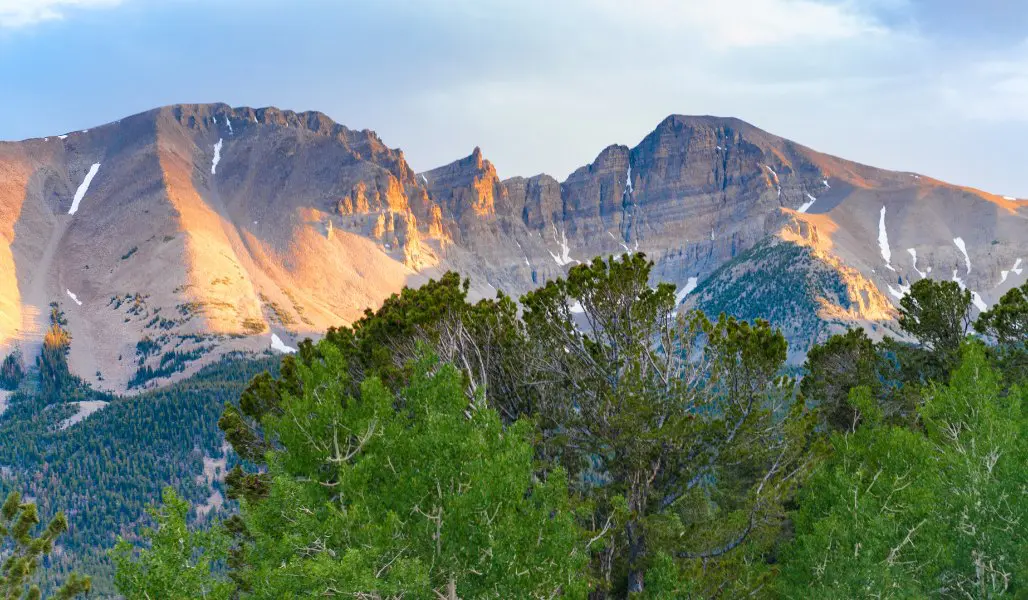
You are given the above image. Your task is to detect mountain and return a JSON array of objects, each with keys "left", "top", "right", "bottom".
[{"left": 0, "top": 104, "right": 1025, "bottom": 392}]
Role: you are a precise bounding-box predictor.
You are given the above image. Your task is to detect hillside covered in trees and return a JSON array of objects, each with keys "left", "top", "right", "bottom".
[{"left": 4, "top": 253, "right": 1028, "bottom": 598}]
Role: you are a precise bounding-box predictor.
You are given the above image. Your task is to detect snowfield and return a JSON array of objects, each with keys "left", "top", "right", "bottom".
[
  {"left": 675, "top": 277, "right": 699, "bottom": 305},
  {"left": 877, "top": 207, "right": 894, "bottom": 271},
  {"left": 211, "top": 139, "right": 224, "bottom": 174},
  {"left": 69, "top": 163, "right": 101, "bottom": 215},
  {"left": 271, "top": 334, "right": 297, "bottom": 354},
  {"left": 953, "top": 237, "right": 971, "bottom": 274}
]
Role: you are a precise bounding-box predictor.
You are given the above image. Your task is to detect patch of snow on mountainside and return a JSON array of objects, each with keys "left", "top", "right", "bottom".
[
  {"left": 675, "top": 277, "right": 699, "bottom": 305},
  {"left": 1001, "top": 258, "right": 1025, "bottom": 285},
  {"left": 1004, "top": 196, "right": 1017, "bottom": 201},
  {"left": 548, "top": 225, "right": 575, "bottom": 266},
  {"left": 952, "top": 271, "right": 987, "bottom": 311},
  {"left": 211, "top": 139, "right": 223, "bottom": 174},
  {"left": 887, "top": 284, "right": 910, "bottom": 301},
  {"left": 625, "top": 164, "right": 633, "bottom": 192},
  {"left": 953, "top": 237, "right": 971, "bottom": 274},
  {"left": 69, "top": 163, "right": 101, "bottom": 215},
  {"left": 421, "top": 174, "right": 429, "bottom": 185},
  {"left": 823, "top": 179, "right": 831, "bottom": 188},
  {"left": 907, "top": 248, "right": 926, "bottom": 278},
  {"left": 608, "top": 231, "right": 630, "bottom": 253},
  {"left": 227, "top": 118, "right": 233, "bottom": 135},
  {"left": 877, "top": 206, "right": 894, "bottom": 271},
  {"left": 59, "top": 401, "right": 109, "bottom": 430},
  {"left": 65, "top": 290, "right": 82, "bottom": 306},
  {"left": 797, "top": 194, "right": 816, "bottom": 213},
  {"left": 515, "top": 240, "right": 531, "bottom": 266},
  {"left": 270, "top": 334, "right": 297, "bottom": 354}
]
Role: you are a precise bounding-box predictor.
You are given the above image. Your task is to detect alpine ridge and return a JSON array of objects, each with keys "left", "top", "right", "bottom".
[{"left": 1, "top": 103, "right": 1025, "bottom": 392}]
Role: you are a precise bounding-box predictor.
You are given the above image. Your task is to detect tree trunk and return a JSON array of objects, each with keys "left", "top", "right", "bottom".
[{"left": 627, "top": 521, "right": 646, "bottom": 594}]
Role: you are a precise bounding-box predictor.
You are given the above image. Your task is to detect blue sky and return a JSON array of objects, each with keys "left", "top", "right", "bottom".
[{"left": 2, "top": 0, "right": 1027, "bottom": 195}]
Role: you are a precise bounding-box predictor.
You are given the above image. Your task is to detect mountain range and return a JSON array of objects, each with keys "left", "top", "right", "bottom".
[{"left": 0, "top": 103, "right": 1024, "bottom": 392}]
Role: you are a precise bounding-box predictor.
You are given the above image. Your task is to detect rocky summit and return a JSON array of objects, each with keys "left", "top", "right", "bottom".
[{"left": 1, "top": 103, "right": 1025, "bottom": 392}]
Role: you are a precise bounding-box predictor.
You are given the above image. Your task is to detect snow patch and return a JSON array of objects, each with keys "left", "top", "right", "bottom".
[
  {"left": 227, "top": 118, "right": 234, "bottom": 135},
  {"left": 877, "top": 206, "right": 894, "bottom": 271},
  {"left": 548, "top": 225, "right": 576, "bottom": 266},
  {"left": 65, "top": 290, "right": 82, "bottom": 306},
  {"left": 823, "top": 179, "right": 831, "bottom": 188},
  {"left": 953, "top": 237, "right": 971, "bottom": 274},
  {"left": 607, "top": 231, "right": 630, "bottom": 253},
  {"left": 1003, "top": 196, "right": 1017, "bottom": 201},
  {"left": 270, "top": 334, "right": 297, "bottom": 354},
  {"left": 951, "top": 271, "right": 988, "bottom": 312},
  {"left": 625, "top": 164, "right": 633, "bottom": 193},
  {"left": 514, "top": 240, "right": 531, "bottom": 266},
  {"left": 797, "top": 193, "right": 816, "bottom": 213},
  {"left": 421, "top": 174, "right": 429, "bottom": 185},
  {"left": 764, "top": 165, "right": 781, "bottom": 198},
  {"left": 211, "top": 139, "right": 223, "bottom": 174},
  {"left": 58, "top": 135, "right": 68, "bottom": 140},
  {"left": 675, "top": 277, "right": 699, "bottom": 305},
  {"left": 69, "top": 163, "right": 101, "bottom": 215},
  {"left": 886, "top": 284, "right": 910, "bottom": 301},
  {"left": 59, "top": 401, "right": 109, "bottom": 430},
  {"left": 907, "top": 248, "right": 925, "bottom": 278},
  {"left": 999, "top": 258, "right": 1024, "bottom": 286}
]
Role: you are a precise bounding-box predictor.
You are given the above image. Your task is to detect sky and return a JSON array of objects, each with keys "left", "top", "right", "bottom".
[{"left": 1, "top": 0, "right": 1027, "bottom": 196}]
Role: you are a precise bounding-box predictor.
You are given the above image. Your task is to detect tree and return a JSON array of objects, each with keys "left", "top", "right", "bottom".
[
  {"left": 975, "top": 280, "right": 1028, "bottom": 383},
  {"left": 38, "top": 305, "right": 73, "bottom": 399},
  {"left": 0, "top": 491, "right": 91, "bottom": 599},
  {"left": 0, "top": 349, "right": 24, "bottom": 391},
  {"left": 112, "top": 488, "right": 232, "bottom": 600},
  {"left": 213, "top": 349, "right": 585, "bottom": 598},
  {"left": 975, "top": 280, "right": 1028, "bottom": 346},
  {"left": 520, "top": 254, "right": 813, "bottom": 596},
  {"left": 897, "top": 279, "right": 973, "bottom": 381},
  {"left": 800, "top": 329, "right": 913, "bottom": 432},
  {"left": 777, "top": 343, "right": 1028, "bottom": 597}
]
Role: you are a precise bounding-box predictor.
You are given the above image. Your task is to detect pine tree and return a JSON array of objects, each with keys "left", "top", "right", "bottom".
[{"left": 0, "top": 491, "right": 91, "bottom": 599}]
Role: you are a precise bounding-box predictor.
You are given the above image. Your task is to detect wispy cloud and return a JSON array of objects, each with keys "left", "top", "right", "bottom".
[
  {"left": 940, "top": 39, "right": 1028, "bottom": 122},
  {"left": 0, "top": 0, "right": 123, "bottom": 29},
  {"left": 587, "top": 0, "right": 889, "bottom": 49}
]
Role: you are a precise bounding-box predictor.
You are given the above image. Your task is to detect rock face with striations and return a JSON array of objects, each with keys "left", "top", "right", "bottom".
[{"left": 0, "top": 103, "right": 1025, "bottom": 392}]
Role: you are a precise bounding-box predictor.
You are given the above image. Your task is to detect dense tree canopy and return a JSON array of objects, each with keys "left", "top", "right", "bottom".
[{"left": 8, "top": 251, "right": 1028, "bottom": 598}]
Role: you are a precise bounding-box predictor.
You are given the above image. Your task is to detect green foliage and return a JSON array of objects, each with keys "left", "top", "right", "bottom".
[
  {"left": 209, "top": 350, "right": 586, "bottom": 598},
  {"left": 898, "top": 278, "right": 973, "bottom": 379},
  {"left": 975, "top": 280, "right": 1028, "bottom": 345},
  {"left": 0, "top": 356, "right": 278, "bottom": 596},
  {"left": 520, "top": 254, "right": 813, "bottom": 595},
  {"left": 0, "top": 350, "right": 24, "bottom": 391},
  {"left": 800, "top": 329, "right": 912, "bottom": 432},
  {"left": 777, "top": 343, "right": 1028, "bottom": 598},
  {"left": 0, "top": 491, "right": 91, "bottom": 599},
  {"left": 112, "top": 488, "right": 232, "bottom": 600},
  {"left": 975, "top": 280, "right": 1028, "bottom": 382}
]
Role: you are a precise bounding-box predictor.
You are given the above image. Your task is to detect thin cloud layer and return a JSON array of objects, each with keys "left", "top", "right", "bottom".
[{"left": 0, "top": 0, "right": 123, "bottom": 28}]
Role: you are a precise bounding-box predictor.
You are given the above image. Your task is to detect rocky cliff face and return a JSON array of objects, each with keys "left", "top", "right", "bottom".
[{"left": 1, "top": 104, "right": 1025, "bottom": 391}]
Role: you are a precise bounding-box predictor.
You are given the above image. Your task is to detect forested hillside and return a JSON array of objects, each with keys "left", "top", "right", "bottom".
[
  {"left": 4, "top": 252, "right": 1028, "bottom": 598},
  {"left": 0, "top": 316, "right": 279, "bottom": 595}
]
